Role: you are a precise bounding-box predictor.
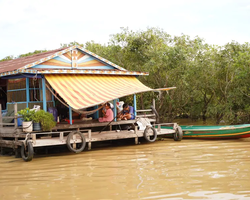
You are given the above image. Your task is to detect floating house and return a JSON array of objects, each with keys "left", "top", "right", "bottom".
[{"left": 0, "top": 45, "right": 180, "bottom": 161}]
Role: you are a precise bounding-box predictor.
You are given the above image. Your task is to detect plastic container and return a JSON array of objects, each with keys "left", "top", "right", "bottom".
[
  {"left": 48, "top": 107, "right": 58, "bottom": 122},
  {"left": 17, "top": 115, "right": 23, "bottom": 127}
]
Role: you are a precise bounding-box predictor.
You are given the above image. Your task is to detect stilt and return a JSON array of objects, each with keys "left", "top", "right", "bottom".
[
  {"left": 15, "top": 147, "right": 21, "bottom": 158},
  {"left": 88, "top": 130, "right": 92, "bottom": 150},
  {"left": 134, "top": 126, "right": 138, "bottom": 144}
]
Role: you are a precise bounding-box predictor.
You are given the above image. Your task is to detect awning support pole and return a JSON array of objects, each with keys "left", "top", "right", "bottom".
[
  {"left": 69, "top": 106, "right": 73, "bottom": 125},
  {"left": 42, "top": 78, "right": 47, "bottom": 111},
  {"left": 133, "top": 94, "right": 137, "bottom": 117},
  {"left": 93, "top": 105, "right": 99, "bottom": 119},
  {"left": 113, "top": 99, "right": 117, "bottom": 122},
  {"left": 26, "top": 78, "right": 30, "bottom": 108},
  {"left": 52, "top": 88, "right": 55, "bottom": 107}
]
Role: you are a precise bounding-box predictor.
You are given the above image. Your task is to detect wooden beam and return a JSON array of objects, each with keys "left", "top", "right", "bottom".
[
  {"left": 136, "top": 114, "right": 156, "bottom": 118},
  {"left": 0, "top": 123, "right": 15, "bottom": 125},
  {"left": 0, "top": 133, "right": 26, "bottom": 138},
  {"left": 0, "top": 104, "right": 2, "bottom": 128},
  {"left": 14, "top": 103, "right": 17, "bottom": 129},
  {"left": 0, "top": 140, "right": 23, "bottom": 148},
  {"left": 136, "top": 109, "right": 152, "bottom": 112}
]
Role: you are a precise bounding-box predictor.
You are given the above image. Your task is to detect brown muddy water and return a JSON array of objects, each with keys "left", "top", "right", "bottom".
[{"left": 1, "top": 137, "right": 250, "bottom": 200}]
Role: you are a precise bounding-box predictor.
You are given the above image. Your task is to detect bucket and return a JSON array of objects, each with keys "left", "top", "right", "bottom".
[
  {"left": 22, "top": 121, "right": 33, "bottom": 132},
  {"left": 33, "top": 122, "right": 41, "bottom": 131}
]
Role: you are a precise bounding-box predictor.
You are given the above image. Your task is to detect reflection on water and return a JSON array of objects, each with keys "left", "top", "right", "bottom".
[{"left": 0, "top": 138, "right": 250, "bottom": 200}]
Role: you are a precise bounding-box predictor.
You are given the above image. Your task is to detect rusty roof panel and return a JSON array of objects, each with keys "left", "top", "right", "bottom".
[{"left": 0, "top": 47, "right": 68, "bottom": 74}]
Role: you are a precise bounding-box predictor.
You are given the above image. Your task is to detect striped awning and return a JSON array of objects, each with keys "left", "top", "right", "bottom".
[{"left": 45, "top": 74, "right": 175, "bottom": 110}]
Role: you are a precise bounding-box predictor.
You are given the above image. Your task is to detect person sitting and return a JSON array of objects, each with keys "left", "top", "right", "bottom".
[
  {"left": 118, "top": 103, "right": 135, "bottom": 120},
  {"left": 99, "top": 102, "right": 114, "bottom": 122}
]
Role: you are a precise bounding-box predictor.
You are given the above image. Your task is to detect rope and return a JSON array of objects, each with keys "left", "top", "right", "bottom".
[{"left": 45, "top": 83, "right": 105, "bottom": 115}]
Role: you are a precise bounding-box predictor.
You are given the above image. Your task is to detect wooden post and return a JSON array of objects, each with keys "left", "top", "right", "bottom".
[
  {"left": 69, "top": 106, "right": 73, "bottom": 125},
  {"left": 113, "top": 99, "right": 117, "bottom": 122},
  {"left": 42, "top": 78, "right": 47, "bottom": 112},
  {"left": 73, "top": 133, "right": 76, "bottom": 149},
  {"left": 153, "top": 99, "right": 156, "bottom": 126},
  {"left": 157, "top": 124, "right": 161, "bottom": 132},
  {"left": 134, "top": 125, "right": 138, "bottom": 144},
  {"left": 133, "top": 94, "right": 137, "bottom": 117},
  {"left": 93, "top": 105, "right": 99, "bottom": 119},
  {"left": 26, "top": 78, "right": 30, "bottom": 108},
  {"left": 0, "top": 104, "right": 2, "bottom": 128},
  {"left": 60, "top": 132, "right": 64, "bottom": 141},
  {"left": 14, "top": 103, "right": 18, "bottom": 157},
  {"left": 14, "top": 103, "right": 17, "bottom": 129},
  {"left": 0, "top": 104, "right": 2, "bottom": 154},
  {"left": 52, "top": 89, "right": 56, "bottom": 107},
  {"left": 88, "top": 129, "right": 91, "bottom": 150},
  {"left": 32, "top": 134, "right": 36, "bottom": 145}
]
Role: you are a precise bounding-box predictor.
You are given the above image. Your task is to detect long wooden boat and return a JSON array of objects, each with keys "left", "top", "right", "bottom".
[{"left": 161, "top": 124, "right": 250, "bottom": 139}]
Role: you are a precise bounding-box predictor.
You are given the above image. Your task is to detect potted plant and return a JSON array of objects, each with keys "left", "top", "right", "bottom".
[
  {"left": 33, "top": 110, "right": 56, "bottom": 131},
  {"left": 17, "top": 108, "right": 36, "bottom": 132},
  {"left": 33, "top": 110, "right": 43, "bottom": 131}
]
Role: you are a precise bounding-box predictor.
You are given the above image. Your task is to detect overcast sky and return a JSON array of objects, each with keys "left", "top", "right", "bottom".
[{"left": 0, "top": 0, "right": 250, "bottom": 60}]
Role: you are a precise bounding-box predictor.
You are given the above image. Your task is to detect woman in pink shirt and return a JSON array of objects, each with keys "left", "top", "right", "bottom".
[{"left": 99, "top": 103, "right": 114, "bottom": 122}]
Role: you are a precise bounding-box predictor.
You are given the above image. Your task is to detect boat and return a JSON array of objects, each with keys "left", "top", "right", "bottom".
[{"left": 160, "top": 124, "right": 250, "bottom": 139}]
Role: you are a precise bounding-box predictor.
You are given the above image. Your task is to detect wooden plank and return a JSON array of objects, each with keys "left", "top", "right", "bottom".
[
  {"left": 53, "top": 119, "right": 156, "bottom": 130},
  {"left": 0, "top": 123, "right": 15, "bottom": 125},
  {"left": 1, "top": 116, "right": 15, "bottom": 119},
  {"left": 136, "top": 109, "right": 152, "bottom": 112},
  {"left": 136, "top": 114, "right": 156, "bottom": 118},
  {"left": 0, "top": 127, "right": 17, "bottom": 134},
  {"left": 0, "top": 133, "right": 26, "bottom": 138},
  {"left": 27, "top": 127, "right": 175, "bottom": 148},
  {"left": 0, "top": 140, "right": 23, "bottom": 147}
]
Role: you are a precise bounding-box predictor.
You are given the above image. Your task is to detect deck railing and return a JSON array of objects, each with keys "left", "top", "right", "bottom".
[{"left": 0, "top": 103, "right": 18, "bottom": 129}]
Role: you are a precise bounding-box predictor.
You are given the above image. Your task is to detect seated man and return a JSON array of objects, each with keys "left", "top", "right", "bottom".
[
  {"left": 119, "top": 103, "right": 135, "bottom": 120},
  {"left": 99, "top": 102, "right": 114, "bottom": 122}
]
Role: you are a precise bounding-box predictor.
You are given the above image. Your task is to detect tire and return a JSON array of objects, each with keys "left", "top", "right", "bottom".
[
  {"left": 21, "top": 141, "right": 34, "bottom": 162},
  {"left": 173, "top": 126, "right": 183, "bottom": 141},
  {"left": 144, "top": 126, "right": 157, "bottom": 142},
  {"left": 66, "top": 131, "right": 86, "bottom": 153}
]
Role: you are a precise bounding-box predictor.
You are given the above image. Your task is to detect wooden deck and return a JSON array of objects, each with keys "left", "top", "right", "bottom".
[
  {"left": 31, "top": 127, "right": 175, "bottom": 148},
  {"left": 0, "top": 104, "right": 179, "bottom": 161},
  {"left": 52, "top": 118, "right": 156, "bottom": 130}
]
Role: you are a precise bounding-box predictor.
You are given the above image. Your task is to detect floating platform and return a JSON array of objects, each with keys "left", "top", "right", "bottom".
[{"left": 0, "top": 104, "right": 181, "bottom": 162}]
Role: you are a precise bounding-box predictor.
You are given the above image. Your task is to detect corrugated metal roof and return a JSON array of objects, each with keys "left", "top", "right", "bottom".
[
  {"left": 0, "top": 47, "right": 68, "bottom": 74},
  {"left": 0, "top": 45, "right": 130, "bottom": 76}
]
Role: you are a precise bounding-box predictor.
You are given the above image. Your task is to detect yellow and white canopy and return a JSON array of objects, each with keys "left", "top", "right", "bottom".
[{"left": 45, "top": 74, "right": 175, "bottom": 110}]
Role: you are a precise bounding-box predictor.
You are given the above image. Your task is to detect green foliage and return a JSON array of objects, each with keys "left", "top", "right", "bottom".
[
  {"left": 0, "top": 50, "right": 48, "bottom": 62},
  {"left": 33, "top": 110, "right": 56, "bottom": 131},
  {"left": 5, "top": 28, "right": 250, "bottom": 124},
  {"left": 0, "top": 55, "right": 15, "bottom": 62},
  {"left": 17, "top": 108, "right": 35, "bottom": 122},
  {"left": 18, "top": 50, "right": 48, "bottom": 58},
  {"left": 83, "top": 28, "right": 250, "bottom": 124}
]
